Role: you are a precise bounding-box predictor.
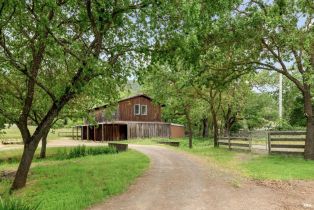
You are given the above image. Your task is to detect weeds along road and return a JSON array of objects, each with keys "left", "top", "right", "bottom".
[{"left": 90, "top": 145, "right": 313, "bottom": 210}]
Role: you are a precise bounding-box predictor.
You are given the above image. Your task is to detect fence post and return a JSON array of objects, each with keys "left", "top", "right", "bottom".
[
  {"left": 101, "top": 124, "right": 104, "bottom": 142},
  {"left": 76, "top": 126, "right": 79, "bottom": 140},
  {"left": 87, "top": 126, "right": 90, "bottom": 140},
  {"left": 267, "top": 132, "right": 271, "bottom": 154},
  {"left": 249, "top": 134, "right": 252, "bottom": 152},
  {"left": 217, "top": 136, "right": 220, "bottom": 147},
  {"left": 228, "top": 136, "right": 231, "bottom": 150}
]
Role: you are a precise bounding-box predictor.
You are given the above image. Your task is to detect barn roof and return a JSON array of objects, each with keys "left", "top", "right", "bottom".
[
  {"left": 90, "top": 94, "right": 153, "bottom": 111},
  {"left": 118, "top": 94, "right": 152, "bottom": 103}
]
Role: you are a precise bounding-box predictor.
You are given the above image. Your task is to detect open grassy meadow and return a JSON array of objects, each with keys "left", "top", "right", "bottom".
[
  {"left": 0, "top": 147, "right": 149, "bottom": 210},
  {"left": 0, "top": 125, "right": 73, "bottom": 143}
]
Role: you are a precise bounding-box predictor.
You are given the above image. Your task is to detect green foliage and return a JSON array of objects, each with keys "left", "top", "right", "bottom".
[
  {"left": 289, "top": 97, "right": 307, "bottom": 127},
  {"left": 230, "top": 121, "right": 243, "bottom": 133},
  {"left": 275, "top": 118, "right": 294, "bottom": 131},
  {"left": 0, "top": 198, "right": 38, "bottom": 210},
  {"left": 55, "top": 145, "right": 118, "bottom": 159},
  {"left": 242, "top": 92, "right": 277, "bottom": 130}
]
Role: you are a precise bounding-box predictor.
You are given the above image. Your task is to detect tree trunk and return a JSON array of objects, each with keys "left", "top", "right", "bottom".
[
  {"left": 186, "top": 111, "right": 193, "bottom": 149},
  {"left": 223, "top": 123, "right": 230, "bottom": 137},
  {"left": 11, "top": 141, "right": 37, "bottom": 190},
  {"left": 303, "top": 87, "right": 314, "bottom": 160},
  {"left": 210, "top": 107, "right": 219, "bottom": 147},
  {"left": 202, "top": 118, "right": 209, "bottom": 138},
  {"left": 223, "top": 105, "right": 236, "bottom": 137},
  {"left": 40, "top": 128, "right": 50, "bottom": 159},
  {"left": 223, "top": 119, "right": 236, "bottom": 137}
]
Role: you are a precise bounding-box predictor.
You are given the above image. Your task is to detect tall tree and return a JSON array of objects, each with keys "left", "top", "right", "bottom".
[
  {"left": 0, "top": 0, "right": 172, "bottom": 190},
  {"left": 142, "top": 61, "right": 197, "bottom": 148},
  {"left": 226, "top": 0, "right": 314, "bottom": 159}
]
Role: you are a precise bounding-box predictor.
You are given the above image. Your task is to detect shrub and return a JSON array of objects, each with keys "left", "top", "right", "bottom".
[
  {"left": 67, "top": 145, "right": 87, "bottom": 159},
  {"left": 86, "top": 146, "right": 117, "bottom": 156},
  {"left": 0, "top": 198, "right": 38, "bottom": 210},
  {"left": 65, "top": 145, "right": 117, "bottom": 159}
]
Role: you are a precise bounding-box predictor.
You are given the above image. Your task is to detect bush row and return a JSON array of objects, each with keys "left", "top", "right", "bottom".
[
  {"left": 56, "top": 145, "right": 118, "bottom": 159},
  {"left": 0, "top": 198, "right": 38, "bottom": 210}
]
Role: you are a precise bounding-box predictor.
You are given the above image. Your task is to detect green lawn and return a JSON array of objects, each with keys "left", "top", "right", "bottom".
[
  {"left": 134, "top": 137, "right": 314, "bottom": 180},
  {"left": 243, "top": 155, "right": 314, "bottom": 180},
  {"left": 0, "top": 149, "right": 149, "bottom": 210},
  {"left": 178, "top": 138, "right": 314, "bottom": 180},
  {"left": 0, "top": 125, "right": 73, "bottom": 142}
]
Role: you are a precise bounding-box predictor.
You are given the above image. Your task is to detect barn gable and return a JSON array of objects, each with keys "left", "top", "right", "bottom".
[{"left": 89, "top": 94, "right": 162, "bottom": 123}]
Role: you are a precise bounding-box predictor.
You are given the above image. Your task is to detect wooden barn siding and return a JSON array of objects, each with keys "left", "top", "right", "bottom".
[
  {"left": 87, "top": 124, "right": 127, "bottom": 141},
  {"left": 127, "top": 123, "right": 170, "bottom": 139},
  {"left": 82, "top": 126, "right": 88, "bottom": 140},
  {"left": 118, "top": 96, "right": 161, "bottom": 122}
]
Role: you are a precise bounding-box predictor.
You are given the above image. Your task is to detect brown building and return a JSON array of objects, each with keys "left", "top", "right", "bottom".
[{"left": 78, "top": 94, "right": 185, "bottom": 141}]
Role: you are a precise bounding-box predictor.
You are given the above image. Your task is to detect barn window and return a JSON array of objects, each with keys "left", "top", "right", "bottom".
[
  {"left": 134, "top": 104, "right": 140, "bottom": 115},
  {"left": 141, "top": 105, "right": 147, "bottom": 115}
]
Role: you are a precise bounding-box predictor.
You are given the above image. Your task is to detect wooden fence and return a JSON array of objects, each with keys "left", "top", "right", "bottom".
[
  {"left": 218, "top": 136, "right": 252, "bottom": 151},
  {"left": 268, "top": 131, "right": 306, "bottom": 155},
  {"left": 58, "top": 127, "right": 82, "bottom": 140},
  {"left": 127, "top": 122, "right": 170, "bottom": 139}
]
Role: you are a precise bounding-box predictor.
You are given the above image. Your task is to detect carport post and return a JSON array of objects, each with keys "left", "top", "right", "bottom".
[
  {"left": 87, "top": 126, "right": 90, "bottom": 140},
  {"left": 267, "top": 132, "right": 271, "bottom": 154},
  {"left": 101, "top": 124, "right": 104, "bottom": 142},
  {"left": 249, "top": 134, "right": 252, "bottom": 152},
  {"left": 94, "top": 126, "right": 96, "bottom": 141}
]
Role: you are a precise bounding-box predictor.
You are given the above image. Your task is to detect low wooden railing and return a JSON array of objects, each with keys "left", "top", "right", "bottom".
[
  {"left": 58, "top": 131, "right": 81, "bottom": 140},
  {"left": 268, "top": 131, "right": 305, "bottom": 155},
  {"left": 218, "top": 136, "right": 252, "bottom": 151}
]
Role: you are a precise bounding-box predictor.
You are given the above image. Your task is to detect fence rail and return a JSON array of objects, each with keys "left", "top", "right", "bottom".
[
  {"left": 58, "top": 131, "right": 81, "bottom": 139},
  {"left": 268, "top": 131, "right": 306, "bottom": 154},
  {"left": 218, "top": 136, "right": 252, "bottom": 151}
]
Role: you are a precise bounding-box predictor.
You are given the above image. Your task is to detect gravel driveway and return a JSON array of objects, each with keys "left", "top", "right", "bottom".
[{"left": 89, "top": 145, "right": 314, "bottom": 210}]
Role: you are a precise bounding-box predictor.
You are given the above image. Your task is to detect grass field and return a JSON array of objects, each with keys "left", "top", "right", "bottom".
[
  {"left": 177, "top": 138, "right": 314, "bottom": 180},
  {"left": 0, "top": 125, "right": 72, "bottom": 142},
  {"left": 0, "top": 148, "right": 149, "bottom": 210},
  {"left": 122, "top": 137, "right": 314, "bottom": 180}
]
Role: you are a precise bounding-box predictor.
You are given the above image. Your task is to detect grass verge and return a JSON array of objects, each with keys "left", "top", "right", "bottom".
[
  {"left": 112, "top": 137, "right": 314, "bottom": 180},
  {"left": 0, "top": 149, "right": 149, "bottom": 210},
  {"left": 156, "top": 137, "right": 314, "bottom": 180}
]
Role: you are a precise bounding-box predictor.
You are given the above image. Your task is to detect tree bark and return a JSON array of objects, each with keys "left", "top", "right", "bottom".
[
  {"left": 40, "top": 128, "right": 50, "bottom": 159},
  {"left": 202, "top": 118, "right": 209, "bottom": 138},
  {"left": 223, "top": 105, "right": 236, "bottom": 137},
  {"left": 210, "top": 106, "right": 219, "bottom": 147},
  {"left": 185, "top": 110, "right": 193, "bottom": 149},
  {"left": 11, "top": 141, "right": 37, "bottom": 190},
  {"left": 303, "top": 87, "right": 314, "bottom": 160}
]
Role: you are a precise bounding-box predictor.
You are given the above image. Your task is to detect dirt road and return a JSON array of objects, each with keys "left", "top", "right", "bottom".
[{"left": 90, "top": 145, "right": 314, "bottom": 210}]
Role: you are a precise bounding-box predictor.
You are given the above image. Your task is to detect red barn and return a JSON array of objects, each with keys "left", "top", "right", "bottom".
[{"left": 78, "top": 94, "right": 185, "bottom": 141}]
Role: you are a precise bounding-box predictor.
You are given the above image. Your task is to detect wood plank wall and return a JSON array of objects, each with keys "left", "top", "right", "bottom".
[
  {"left": 127, "top": 123, "right": 170, "bottom": 139},
  {"left": 119, "top": 96, "right": 161, "bottom": 122},
  {"left": 81, "top": 122, "right": 185, "bottom": 141}
]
